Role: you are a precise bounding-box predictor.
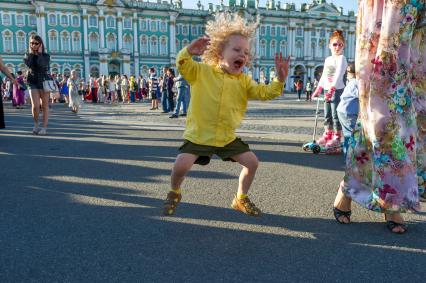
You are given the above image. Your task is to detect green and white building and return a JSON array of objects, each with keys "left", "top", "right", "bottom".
[{"left": 0, "top": 0, "right": 356, "bottom": 90}]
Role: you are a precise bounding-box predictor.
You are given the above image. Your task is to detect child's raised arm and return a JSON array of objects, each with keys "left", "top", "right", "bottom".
[
  {"left": 274, "top": 53, "right": 290, "bottom": 83},
  {"left": 176, "top": 37, "right": 210, "bottom": 84}
]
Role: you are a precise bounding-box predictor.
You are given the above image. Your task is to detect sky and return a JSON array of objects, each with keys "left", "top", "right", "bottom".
[{"left": 183, "top": 0, "right": 357, "bottom": 13}]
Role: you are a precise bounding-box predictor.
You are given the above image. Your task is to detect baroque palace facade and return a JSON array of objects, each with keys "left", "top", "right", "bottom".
[{"left": 0, "top": 0, "right": 356, "bottom": 90}]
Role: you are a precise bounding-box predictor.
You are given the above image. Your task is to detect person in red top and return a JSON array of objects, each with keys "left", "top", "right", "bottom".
[{"left": 294, "top": 79, "right": 303, "bottom": 101}]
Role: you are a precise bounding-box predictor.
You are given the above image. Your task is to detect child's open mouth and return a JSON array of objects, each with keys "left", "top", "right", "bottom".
[{"left": 233, "top": 59, "right": 245, "bottom": 69}]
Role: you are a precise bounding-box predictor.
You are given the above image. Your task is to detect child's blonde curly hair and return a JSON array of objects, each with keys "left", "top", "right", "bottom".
[{"left": 202, "top": 12, "right": 258, "bottom": 66}]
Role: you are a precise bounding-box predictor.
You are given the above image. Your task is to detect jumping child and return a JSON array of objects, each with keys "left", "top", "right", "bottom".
[{"left": 162, "top": 13, "right": 290, "bottom": 216}]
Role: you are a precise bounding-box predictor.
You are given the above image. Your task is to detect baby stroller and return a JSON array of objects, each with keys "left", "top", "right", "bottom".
[{"left": 302, "top": 97, "right": 342, "bottom": 154}]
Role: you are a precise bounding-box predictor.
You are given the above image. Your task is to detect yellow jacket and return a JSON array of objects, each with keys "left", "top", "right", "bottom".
[{"left": 177, "top": 47, "right": 284, "bottom": 147}]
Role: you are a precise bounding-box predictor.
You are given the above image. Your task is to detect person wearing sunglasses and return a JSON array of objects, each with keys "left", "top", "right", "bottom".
[
  {"left": 312, "top": 30, "right": 348, "bottom": 149},
  {"left": 24, "top": 35, "right": 51, "bottom": 135}
]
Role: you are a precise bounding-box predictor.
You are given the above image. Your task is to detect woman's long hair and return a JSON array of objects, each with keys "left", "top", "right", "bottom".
[{"left": 29, "top": 34, "right": 46, "bottom": 54}]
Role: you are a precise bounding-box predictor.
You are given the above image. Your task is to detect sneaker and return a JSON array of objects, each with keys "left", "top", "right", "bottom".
[
  {"left": 32, "top": 126, "right": 40, "bottom": 135},
  {"left": 326, "top": 131, "right": 342, "bottom": 148},
  {"left": 179, "top": 113, "right": 187, "bottom": 117},
  {"left": 37, "top": 127, "right": 47, "bottom": 135},
  {"left": 169, "top": 114, "right": 178, "bottom": 118},
  {"left": 317, "top": 130, "right": 333, "bottom": 146},
  {"left": 231, "top": 195, "right": 261, "bottom": 216},
  {"left": 162, "top": 191, "right": 182, "bottom": 216}
]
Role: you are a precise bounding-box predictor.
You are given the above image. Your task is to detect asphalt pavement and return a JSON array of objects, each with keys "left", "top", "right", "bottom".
[{"left": 0, "top": 99, "right": 425, "bottom": 282}]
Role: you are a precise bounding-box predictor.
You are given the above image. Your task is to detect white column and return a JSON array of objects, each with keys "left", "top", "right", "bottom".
[
  {"left": 289, "top": 27, "right": 296, "bottom": 58},
  {"left": 169, "top": 12, "right": 178, "bottom": 65},
  {"left": 304, "top": 27, "right": 311, "bottom": 60},
  {"left": 99, "top": 11, "right": 105, "bottom": 49},
  {"left": 255, "top": 25, "right": 260, "bottom": 80},
  {"left": 117, "top": 12, "right": 123, "bottom": 51},
  {"left": 350, "top": 32, "right": 356, "bottom": 60},
  {"left": 83, "top": 11, "right": 90, "bottom": 81},
  {"left": 36, "top": 8, "right": 42, "bottom": 36},
  {"left": 83, "top": 11, "right": 89, "bottom": 51},
  {"left": 39, "top": 6, "right": 47, "bottom": 44},
  {"left": 133, "top": 13, "right": 139, "bottom": 77}
]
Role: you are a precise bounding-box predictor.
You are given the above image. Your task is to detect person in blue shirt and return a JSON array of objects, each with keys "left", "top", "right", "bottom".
[{"left": 336, "top": 62, "right": 358, "bottom": 158}]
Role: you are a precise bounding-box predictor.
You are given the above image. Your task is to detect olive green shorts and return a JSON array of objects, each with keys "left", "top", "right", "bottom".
[{"left": 178, "top": 138, "right": 250, "bottom": 165}]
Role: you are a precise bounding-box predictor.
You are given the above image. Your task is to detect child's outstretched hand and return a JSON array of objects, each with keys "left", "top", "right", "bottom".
[
  {"left": 187, "top": 37, "right": 210, "bottom": 56},
  {"left": 275, "top": 53, "right": 290, "bottom": 83}
]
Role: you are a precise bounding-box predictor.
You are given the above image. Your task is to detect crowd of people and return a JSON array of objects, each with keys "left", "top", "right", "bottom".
[{"left": 0, "top": 2, "right": 425, "bottom": 235}]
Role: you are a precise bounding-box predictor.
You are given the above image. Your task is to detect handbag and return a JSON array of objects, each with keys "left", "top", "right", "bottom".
[{"left": 43, "top": 76, "right": 58, "bottom": 92}]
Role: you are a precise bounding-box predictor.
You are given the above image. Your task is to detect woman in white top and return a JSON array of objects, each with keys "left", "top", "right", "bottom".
[
  {"left": 67, "top": 70, "right": 82, "bottom": 113},
  {"left": 313, "top": 30, "right": 348, "bottom": 148},
  {"left": 108, "top": 75, "right": 116, "bottom": 103}
]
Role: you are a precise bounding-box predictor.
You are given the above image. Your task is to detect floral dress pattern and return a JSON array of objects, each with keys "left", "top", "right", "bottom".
[{"left": 342, "top": 0, "right": 425, "bottom": 213}]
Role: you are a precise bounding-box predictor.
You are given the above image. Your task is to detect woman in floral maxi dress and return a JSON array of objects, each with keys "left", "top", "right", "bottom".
[{"left": 333, "top": 0, "right": 425, "bottom": 234}]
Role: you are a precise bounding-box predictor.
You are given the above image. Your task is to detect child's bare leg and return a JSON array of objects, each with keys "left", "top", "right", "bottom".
[
  {"left": 230, "top": 151, "right": 261, "bottom": 216},
  {"left": 171, "top": 153, "right": 198, "bottom": 190},
  {"left": 232, "top": 151, "right": 259, "bottom": 195},
  {"left": 163, "top": 153, "right": 198, "bottom": 216}
]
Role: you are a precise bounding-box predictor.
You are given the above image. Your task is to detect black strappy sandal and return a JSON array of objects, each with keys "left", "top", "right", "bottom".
[
  {"left": 386, "top": 221, "right": 408, "bottom": 234},
  {"left": 333, "top": 207, "right": 352, "bottom": 224}
]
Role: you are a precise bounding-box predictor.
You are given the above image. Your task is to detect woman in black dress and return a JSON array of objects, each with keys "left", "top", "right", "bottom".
[
  {"left": 0, "top": 56, "right": 17, "bottom": 129},
  {"left": 24, "top": 35, "right": 51, "bottom": 135}
]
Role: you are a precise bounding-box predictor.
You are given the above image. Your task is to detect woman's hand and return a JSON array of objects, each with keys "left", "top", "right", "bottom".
[
  {"left": 312, "top": 86, "right": 324, "bottom": 97},
  {"left": 187, "top": 37, "right": 210, "bottom": 56},
  {"left": 275, "top": 53, "right": 290, "bottom": 83}
]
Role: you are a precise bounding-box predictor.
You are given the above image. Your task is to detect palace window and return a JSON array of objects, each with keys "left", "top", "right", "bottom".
[
  {"left": 106, "top": 16, "right": 115, "bottom": 28},
  {"left": 89, "top": 15, "right": 97, "bottom": 27},
  {"left": 160, "top": 20, "right": 167, "bottom": 32},
  {"left": 176, "top": 39, "right": 180, "bottom": 52},
  {"left": 270, "top": 40, "right": 276, "bottom": 58},
  {"left": 140, "top": 35, "right": 148, "bottom": 55},
  {"left": 72, "top": 15, "right": 79, "bottom": 27},
  {"left": 72, "top": 32, "right": 81, "bottom": 52},
  {"left": 49, "top": 30, "right": 58, "bottom": 51},
  {"left": 271, "top": 25, "right": 276, "bottom": 36},
  {"left": 320, "top": 29, "right": 326, "bottom": 37},
  {"left": 61, "top": 31, "right": 71, "bottom": 52},
  {"left": 311, "top": 29, "right": 316, "bottom": 36},
  {"left": 89, "top": 33, "right": 99, "bottom": 52},
  {"left": 140, "top": 19, "right": 147, "bottom": 31},
  {"left": 48, "top": 14, "right": 57, "bottom": 26},
  {"left": 61, "top": 15, "right": 69, "bottom": 26},
  {"left": 3, "top": 31, "right": 13, "bottom": 52},
  {"left": 16, "top": 15, "right": 24, "bottom": 26},
  {"left": 260, "top": 25, "right": 265, "bottom": 36},
  {"left": 296, "top": 27, "right": 303, "bottom": 36},
  {"left": 280, "top": 26, "right": 286, "bottom": 36},
  {"left": 311, "top": 41, "right": 316, "bottom": 58},
  {"left": 150, "top": 36, "right": 158, "bottom": 55},
  {"left": 107, "top": 33, "right": 117, "bottom": 51},
  {"left": 2, "top": 14, "right": 11, "bottom": 26},
  {"left": 260, "top": 40, "right": 266, "bottom": 57},
  {"left": 296, "top": 40, "right": 303, "bottom": 58},
  {"left": 280, "top": 40, "right": 287, "bottom": 57},
  {"left": 16, "top": 31, "right": 26, "bottom": 53},
  {"left": 182, "top": 24, "right": 188, "bottom": 35},
  {"left": 150, "top": 19, "right": 157, "bottom": 32},
  {"left": 182, "top": 39, "right": 189, "bottom": 48},
  {"left": 176, "top": 24, "right": 181, "bottom": 35},
  {"left": 160, "top": 36, "right": 167, "bottom": 55},
  {"left": 29, "top": 15, "right": 37, "bottom": 26},
  {"left": 123, "top": 34, "right": 133, "bottom": 53},
  {"left": 124, "top": 17, "right": 132, "bottom": 29},
  {"left": 191, "top": 25, "right": 197, "bottom": 35}
]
